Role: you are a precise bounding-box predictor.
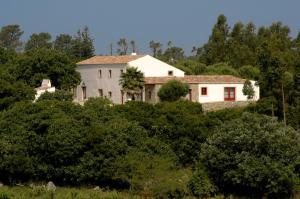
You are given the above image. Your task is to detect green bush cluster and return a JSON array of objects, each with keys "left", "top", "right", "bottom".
[{"left": 1, "top": 97, "right": 299, "bottom": 198}]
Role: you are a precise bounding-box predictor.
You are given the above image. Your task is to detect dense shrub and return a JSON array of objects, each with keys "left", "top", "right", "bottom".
[
  {"left": 157, "top": 80, "right": 189, "bottom": 102},
  {"left": 37, "top": 90, "right": 73, "bottom": 102},
  {"left": 200, "top": 112, "right": 300, "bottom": 197},
  {"left": 188, "top": 166, "right": 217, "bottom": 198}
]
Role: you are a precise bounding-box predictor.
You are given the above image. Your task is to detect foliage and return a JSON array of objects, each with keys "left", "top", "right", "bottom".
[
  {"left": 200, "top": 112, "right": 300, "bottom": 197},
  {"left": 15, "top": 48, "right": 81, "bottom": 89},
  {"left": 242, "top": 79, "right": 255, "bottom": 99},
  {"left": 157, "top": 80, "right": 189, "bottom": 102},
  {"left": 188, "top": 166, "right": 217, "bottom": 198},
  {"left": 25, "top": 32, "right": 52, "bottom": 51},
  {"left": 198, "top": 14, "right": 229, "bottom": 64},
  {"left": 53, "top": 34, "right": 73, "bottom": 56},
  {"left": 71, "top": 26, "right": 95, "bottom": 60},
  {"left": 37, "top": 90, "right": 74, "bottom": 102},
  {"left": 238, "top": 65, "right": 260, "bottom": 80},
  {"left": 117, "top": 38, "right": 128, "bottom": 55},
  {"left": 0, "top": 186, "right": 143, "bottom": 199},
  {"left": 0, "top": 24, "right": 23, "bottom": 50},
  {"left": 0, "top": 67, "right": 35, "bottom": 111},
  {"left": 119, "top": 67, "right": 144, "bottom": 100},
  {"left": 149, "top": 40, "right": 162, "bottom": 57}
]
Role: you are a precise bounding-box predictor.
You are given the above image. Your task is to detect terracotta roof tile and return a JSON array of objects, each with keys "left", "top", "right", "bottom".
[
  {"left": 145, "top": 75, "right": 246, "bottom": 84},
  {"left": 77, "top": 55, "right": 145, "bottom": 65}
]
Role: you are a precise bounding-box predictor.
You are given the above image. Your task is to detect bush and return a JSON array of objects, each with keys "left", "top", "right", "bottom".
[
  {"left": 188, "top": 167, "right": 217, "bottom": 198},
  {"left": 157, "top": 80, "right": 189, "bottom": 102},
  {"left": 37, "top": 90, "right": 73, "bottom": 102},
  {"left": 200, "top": 112, "right": 300, "bottom": 197}
]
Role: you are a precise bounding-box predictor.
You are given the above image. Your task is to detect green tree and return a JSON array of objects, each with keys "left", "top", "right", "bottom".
[
  {"left": 198, "top": 14, "right": 229, "bottom": 65},
  {"left": 157, "top": 80, "right": 189, "bottom": 102},
  {"left": 117, "top": 38, "right": 128, "bottom": 55},
  {"left": 200, "top": 113, "right": 300, "bottom": 197},
  {"left": 130, "top": 40, "right": 137, "bottom": 53},
  {"left": 0, "top": 24, "right": 23, "bottom": 50},
  {"left": 53, "top": 34, "right": 73, "bottom": 56},
  {"left": 238, "top": 65, "right": 260, "bottom": 80},
  {"left": 0, "top": 73, "right": 35, "bottom": 111},
  {"left": 149, "top": 40, "right": 162, "bottom": 57},
  {"left": 242, "top": 79, "right": 255, "bottom": 100},
  {"left": 71, "top": 26, "right": 95, "bottom": 60},
  {"left": 25, "top": 32, "right": 52, "bottom": 51},
  {"left": 119, "top": 67, "right": 145, "bottom": 100},
  {"left": 161, "top": 41, "right": 185, "bottom": 63},
  {"left": 16, "top": 48, "right": 81, "bottom": 89}
]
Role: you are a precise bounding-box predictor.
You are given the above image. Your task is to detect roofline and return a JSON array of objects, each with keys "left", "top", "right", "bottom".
[{"left": 76, "top": 55, "right": 146, "bottom": 65}]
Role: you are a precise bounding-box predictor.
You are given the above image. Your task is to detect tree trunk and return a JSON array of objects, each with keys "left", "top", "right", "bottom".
[{"left": 281, "top": 82, "right": 286, "bottom": 126}]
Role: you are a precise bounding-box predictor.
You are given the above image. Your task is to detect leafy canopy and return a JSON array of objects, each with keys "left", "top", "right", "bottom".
[{"left": 158, "top": 80, "right": 189, "bottom": 102}]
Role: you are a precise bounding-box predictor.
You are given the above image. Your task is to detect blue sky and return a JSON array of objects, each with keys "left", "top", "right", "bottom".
[{"left": 1, "top": 0, "right": 300, "bottom": 55}]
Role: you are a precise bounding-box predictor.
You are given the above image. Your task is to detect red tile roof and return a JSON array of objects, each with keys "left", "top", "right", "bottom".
[
  {"left": 145, "top": 75, "right": 246, "bottom": 84},
  {"left": 77, "top": 55, "right": 145, "bottom": 65}
]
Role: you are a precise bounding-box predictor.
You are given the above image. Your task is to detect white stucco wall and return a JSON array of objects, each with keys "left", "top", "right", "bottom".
[
  {"left": 128, "top": 55, "right": 185, "bottom": 77},
  {"left": 198, "top": 81, "right": 259, "bottom": 103},
  {"left": 76, "top": 64, "right": 125, "bottom": 104}
]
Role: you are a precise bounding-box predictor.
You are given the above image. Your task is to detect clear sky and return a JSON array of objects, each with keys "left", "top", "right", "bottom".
[{"left": 1, "top": 0, "right": 300, "bottom": 55}]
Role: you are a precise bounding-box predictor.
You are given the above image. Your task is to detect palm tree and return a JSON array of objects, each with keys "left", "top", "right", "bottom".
[{"left": 119, "top": 67, "right": 145, "bottom": 101}]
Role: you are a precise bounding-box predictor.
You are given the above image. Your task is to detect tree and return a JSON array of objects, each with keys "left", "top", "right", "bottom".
[
  {"left": 25, "top": 32, "right": 52, "bottom": 51},
  {"left": 119, "top": 67, "right": 145, "bottom": 101},
  {"left": 198, "top": 14, "right": 229, "bottom": 64},
  {"left": 242, "top": 79, "right": 255, "bottom": 100},
  {"left": 0, "top": 24, "right": 23, "bottom": 50},
  {"left": 200, "top": 113, "right": 300, "bottom": 197},
  {"left": 0, "top": 73, "right": 35, "bottom": 111},
  {"left": 16, "top": 48, "right": 81, "bottom": 89},
  {"left": 149, "top": 40, "right": 162, "bottom": 57},
  {"left": 238, "top": 65, "right": 260, "bottom": 80},
  {"left": 130, "top": 40, "right": 137, "bottom": 53},
  {"left": 162, "top": 46, "right": 185, "bottom": 63},
  {"left": 157, "top": 80, "right": 189, "bottom": 102},
  {"left": 53, "top": 34, "right": 72, "bottom": 55},
  {"left": 117, "top": 38, "right": 128, "bottom": 55},
  {"left": 71, "top": 26, "right": 95, "bottom": 60}
]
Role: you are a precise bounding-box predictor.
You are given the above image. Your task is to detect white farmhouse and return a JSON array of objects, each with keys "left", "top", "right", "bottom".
[
  {"left": 75, "top": 55, "right": 184, "bottom": 103},
  {"left": 74, "top": 55, "right": 259, "bottom": 104}
]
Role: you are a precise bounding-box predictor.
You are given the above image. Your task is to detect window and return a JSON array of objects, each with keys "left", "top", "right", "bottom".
[
  {"left": 168, "top": 70, "right": 173, "bottom": 76},
  {"left": 188, "top": 89, "right": 192, "bottom": 101},
  {"left": 98, "top": 70, "right": 102, "bottom": 78},
  {"left": 98, "top": 89, "right": 103, "bottom": 97},
  {"left": 120, "top": 69, "right": 123, "bottom": 75},
  {"left": 224, "top": 87, "right": 235, "bottom": 101},
  {"left": 109, "top": 70, "right": 112, "bottom": 78},
  {"left": 148, "top": 91, "right": 152, "bottom": 99},
  {"left": 201, "top": 87, "right": 207, "bottom": 95},
  {"left": 108, "top": 91, "right": 112, "bottom": 98},
  {"left": 82, "top": 86, "right": 86, "bottom": 100}
]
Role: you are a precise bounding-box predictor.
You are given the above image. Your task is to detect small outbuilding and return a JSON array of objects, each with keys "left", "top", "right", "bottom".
[{"left": 34, "top": 79, "right": 55, "bottom": 101}]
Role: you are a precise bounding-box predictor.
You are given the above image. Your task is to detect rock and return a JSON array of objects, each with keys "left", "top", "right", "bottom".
[
  {"left": 46, "top": 181, "right": 56, "bottom": 191},
  {"left": 93, "top": 186, "right": 100, "bottom": 191},
  {"left": 0, "top": 182, "right": 3, "bottom": 187}
]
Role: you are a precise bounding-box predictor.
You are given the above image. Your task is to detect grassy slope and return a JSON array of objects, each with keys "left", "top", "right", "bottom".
[{"left": 0, "top": 186, "right": 142, "bottom": 199}]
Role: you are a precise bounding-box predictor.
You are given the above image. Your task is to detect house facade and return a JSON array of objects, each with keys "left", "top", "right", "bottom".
[
  {"left": 75, "top": 55, "right": 184, "bottom": 104},
  {"left": 75, "top": 55, "right": 259, "bottom": 104}
]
